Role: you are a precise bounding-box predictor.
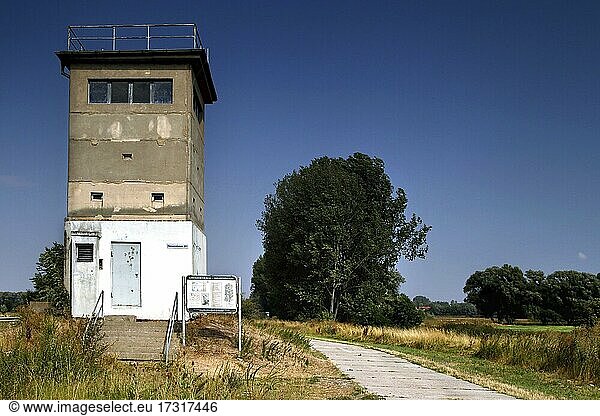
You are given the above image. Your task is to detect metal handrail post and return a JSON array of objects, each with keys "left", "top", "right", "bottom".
[
  {"left": 182, "top": 275, "right": 186, "bottom": 347},
  {"left": 238, "top": 276, "right": 242, "bottom": 354},
  {"left": 163, "top": 292, "right": 178, "bottom": 363},
  {"left": 112, "top": 26, "right": 116, "bottom": 50},
  {"left": 146, "top": 25, "right": 150, "bottom": 50},
  {"left": 83, "top": 290, "right": 104, "bottom": 345}
]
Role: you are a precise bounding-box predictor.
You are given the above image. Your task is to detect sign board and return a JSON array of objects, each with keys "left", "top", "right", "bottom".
[
  {"left": 182, "top": 275, "right": 242, "bottom": 353},
  {"left": 187, "top": 277, "right": 237, "bottom": 312}
]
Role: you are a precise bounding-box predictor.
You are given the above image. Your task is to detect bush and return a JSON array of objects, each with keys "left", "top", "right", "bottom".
[{"left": 391, "top": 293, "right": 423, "bottom": 328}]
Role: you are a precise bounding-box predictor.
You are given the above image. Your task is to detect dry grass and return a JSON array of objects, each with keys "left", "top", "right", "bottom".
[
  {"left": 0, "top": 310, "right": 371, "bottom": 400},
  {"left": 255, "top": 319, "right": 480, "bottom": 351},
  {"left": 180, "top": 315, "right": 372, "bottom": 399}
]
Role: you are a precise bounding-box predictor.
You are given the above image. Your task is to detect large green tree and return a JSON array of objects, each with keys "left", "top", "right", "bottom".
[
  {"left": 31, "top": 242, "right": 69, "bottom": 315},
  {"left": 533, "top": 270, "right": 600, "bottom": 325},
  {"left": 463, "top": 264, "right": 534, "bottom": 323},
  {"left": 252, "top": 153, "right": 430, "bottom": 326}
]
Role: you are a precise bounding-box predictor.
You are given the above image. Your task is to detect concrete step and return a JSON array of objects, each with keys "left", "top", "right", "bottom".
[
  {"left": 99, "top": 317, "right": 179, "bottom": 362},
  {"left": 103, "top": 315, "right": 137, "bottom": 323},
  {"left": 115, "top": 351, "right": 164, "bottom": 361}
]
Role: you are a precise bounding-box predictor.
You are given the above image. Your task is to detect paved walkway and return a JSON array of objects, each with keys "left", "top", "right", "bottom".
[{"left": 310, "top": 339, "right": 514, "bottom": 400}]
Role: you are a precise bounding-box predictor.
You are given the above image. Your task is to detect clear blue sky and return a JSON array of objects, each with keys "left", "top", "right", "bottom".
[{"left": 1, "top": 1, "right": 599, "bottom": 301}]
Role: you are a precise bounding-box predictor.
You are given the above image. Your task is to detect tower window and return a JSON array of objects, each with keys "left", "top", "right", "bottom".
[
  {"left": 193, "top": 93, "right": 204, "bottom": 123},
  {"left": 89, "top": 81, "right": 109, "bottom": 103},
  {"left": 151, "top": 193, "right": 164, "bottom": 202},
  {"left": 76, "top": 243, "right": 94, "bottom": 262},
  {"left": 90, "top": 192, "right": 104, "bottom": 201},
  {"left": 89, "top": 80, "right": 172, "bottom": 104},
  {"left": 122, "top": 153, "right": 133, "bottom": 160}
]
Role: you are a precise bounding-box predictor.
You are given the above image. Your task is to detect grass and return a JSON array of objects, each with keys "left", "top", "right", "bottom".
[
  {"left": 255, "top": 318, "right": 600, "bottom": 399},
  {"left": 0, "top": 310, "right": 370, "bottom": 400},
  {"left": 5, "top": 309, "right": 596, "bottom": 400},
  {"left": 498, "top": 325, "right": 575, "bottom": 333}
]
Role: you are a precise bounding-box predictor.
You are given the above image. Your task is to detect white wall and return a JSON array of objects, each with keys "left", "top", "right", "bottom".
[{"left": 66, "top": 220, "right": 207, "bottom": 320}]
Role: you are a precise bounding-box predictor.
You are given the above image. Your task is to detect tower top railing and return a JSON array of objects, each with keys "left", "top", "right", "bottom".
[{"left": 66, "top": 24, "right": 204, "bottom": 52}]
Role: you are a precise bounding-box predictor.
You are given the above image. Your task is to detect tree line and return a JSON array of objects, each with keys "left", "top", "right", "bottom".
[
  {"left": 412, "top": 296, "right": 478, "bottom": 317},
  {"left": 464, "top": 264, "right": 600, "bottom": 325}
]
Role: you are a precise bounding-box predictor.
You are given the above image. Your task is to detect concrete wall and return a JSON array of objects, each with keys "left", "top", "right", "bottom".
[
  {"left": 66, "top": 220, "right": 206, "bottom": 319},
  {"left": 67, "top": 62, "right": 205, "bottom": 230}
]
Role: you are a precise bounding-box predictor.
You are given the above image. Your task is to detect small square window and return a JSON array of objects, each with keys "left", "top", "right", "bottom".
[
  {"left": 152, "top": 81, "right": 172, "bottom": 104},
  {"left": 111, "top": 81, "right": 129, "bottom": 103},
  {"left": 90, "top": 192, "right": 103, "bottom": 201},
  {"left": 133, "top": 81, "right": 151, "bottom": 103},
  {"left": 89, "top": 82, "right": 108, "bottom": 103},
  {"left": 122, "top": 153, "right": 133, "bottom": 160},
  {"left": 76, "top": 243, "right": 94, "bottom": 262},
  {"left": 151, "top": 193, "right": 164, "bottom": 202}
]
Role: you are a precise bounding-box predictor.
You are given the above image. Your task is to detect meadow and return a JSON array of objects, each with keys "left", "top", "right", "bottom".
[
  {"left": 3, "top": 309, "right": 600, "bottom": 400},
  {"left": 0, "top": 310, "right": 370, "bottom": 400},
  {"left": 254, "top": 317, "right": 600, "bottom": 399}
]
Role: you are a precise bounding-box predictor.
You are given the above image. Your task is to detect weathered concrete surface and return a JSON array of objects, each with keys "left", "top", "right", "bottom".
[{"left": 310, "top": 339, "right": 515, "bottom": 400}]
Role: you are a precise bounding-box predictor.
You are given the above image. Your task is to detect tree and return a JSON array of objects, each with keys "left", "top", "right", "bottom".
[
  {"left": 31, "top": 242, "right": 69, "bottom": 315},
  {"left": 252, "top": 153, "right": 430, "bottom": 326},
  {"left": 533, "top": 270, "right": 600, "bottom": 325},
  {"left": 463, "top": 264, "right": 530, "bottom": 323},
  {"left": 412, "top": 296, "right": 431, "bottom": 307}
]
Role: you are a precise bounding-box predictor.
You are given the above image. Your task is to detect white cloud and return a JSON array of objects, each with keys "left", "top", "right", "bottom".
[{"left": 578, "top": 252, "right": 587, "bottom": 260}]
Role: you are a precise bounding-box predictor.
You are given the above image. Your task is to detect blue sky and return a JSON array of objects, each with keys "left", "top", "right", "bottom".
[{"left": 1, "top": 1, "right": 599, "bottom": 301}]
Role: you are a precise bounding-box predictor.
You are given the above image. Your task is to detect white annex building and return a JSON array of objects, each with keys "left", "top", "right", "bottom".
[{"left": 57, "top": 24, "right": 217, "bottom": 319}]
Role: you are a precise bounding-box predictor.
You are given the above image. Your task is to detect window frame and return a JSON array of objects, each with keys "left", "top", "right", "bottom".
[
  {"left": 90, "top": 192, "right": 104, "bottom": 201},
  {"left": 151, "top": 192, "right": 165, "bottom": 203},
  {"left": 88, "top": 79, "right": 173, "bottom": 104}
]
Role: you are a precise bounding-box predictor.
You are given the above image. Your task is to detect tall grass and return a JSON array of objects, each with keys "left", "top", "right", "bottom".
[
  {"left": 257, "top": 318, "right": 600, "bottom": 384},
  {"left": 0, "top": 311, "right": 325, "bottom": 399},
  {"left": 476, "top": 325, "right": 600, "bottom": 383},
  {"left": 256, "top": 319, "right": 479, "bottom": 351},
  {"left": 0, "top": 309, "right": 106, "bottom": 399}
]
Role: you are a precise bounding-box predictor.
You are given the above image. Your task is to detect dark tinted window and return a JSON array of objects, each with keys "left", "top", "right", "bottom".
[
  {"left": 89, "top": 80, "right": 172, "bottom": 104},
  {"left": 89, "top": 82, "right": 108, "bottom": 103},
  {"left": 151, "top": 192, "right": 164, "bottom": 202},
  {"left": 111, "top": 81, "right": 129, "bottom": 103},
  {"left": 152, "top": 81, "right": 172, "bottom": 104},
  {"left": 133, "top": 81, "right": 151, "bottom": 103}
]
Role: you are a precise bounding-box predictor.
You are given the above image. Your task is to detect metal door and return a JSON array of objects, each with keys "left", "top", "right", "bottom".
[{"left": 111, "top": 242, "right": 141, "bottom": 306}]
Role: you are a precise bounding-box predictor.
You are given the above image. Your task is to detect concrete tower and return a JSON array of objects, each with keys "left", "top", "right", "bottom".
[{"left": 57, "top": 24, "right": 217, "bottom": 319}]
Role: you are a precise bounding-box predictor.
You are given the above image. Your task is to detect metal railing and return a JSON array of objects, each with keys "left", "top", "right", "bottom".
[
  {"left": 163, "top": 292, "right": 178, "bottom": 363},
  {"left": 0, "top": 316, "right": 20, "bottom": 324},
  {"left": 67, "top": 23, "right": 204, "bottom": 52},
  {"left": 83, "top": 290, "right": 104, "bottom": 346}
]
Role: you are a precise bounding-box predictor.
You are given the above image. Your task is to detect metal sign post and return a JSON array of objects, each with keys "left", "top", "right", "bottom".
[{"left": 181, "top": 275, "right": 242, "bottom": 354}]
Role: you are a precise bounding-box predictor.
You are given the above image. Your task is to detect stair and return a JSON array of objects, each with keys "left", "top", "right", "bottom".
[{"left": 101, "top": 315, "right": 181, "bottom": 361}]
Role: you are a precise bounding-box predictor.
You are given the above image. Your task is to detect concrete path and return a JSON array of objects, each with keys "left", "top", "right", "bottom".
[{"left": 310, "top": 339, "right": 514, "bottom": 400}]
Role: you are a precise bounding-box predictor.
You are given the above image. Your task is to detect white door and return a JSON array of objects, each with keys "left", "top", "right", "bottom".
[{"left": 111, "top": 242, "right": 141, "bottom": 307}]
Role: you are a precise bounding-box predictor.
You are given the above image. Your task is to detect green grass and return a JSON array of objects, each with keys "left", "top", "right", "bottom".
[
  {"left": 368, "top": 344, "right": 600, "bottom": 400},
  {"left": 497, "top": 325, "right": 575, "bottom": 333},
  {"left": 257, "top": 318, "right": 600, "bottom": 399}
]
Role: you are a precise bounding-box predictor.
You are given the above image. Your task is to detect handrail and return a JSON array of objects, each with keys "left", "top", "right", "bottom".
[
  {"left": 67, "top": 23, "right": 203, "bottom": 51},
  {"left": 163, "top": 292, "right": 178, "bottom": 363},
  {"left": 83, "top": 290, "right": 104, "bottom": 346}
]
